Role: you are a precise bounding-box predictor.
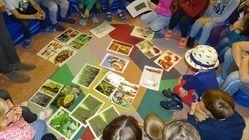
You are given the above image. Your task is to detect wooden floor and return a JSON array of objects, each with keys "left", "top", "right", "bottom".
[{"left": 0, "top": 12, "right": 248, "bottom": 140}]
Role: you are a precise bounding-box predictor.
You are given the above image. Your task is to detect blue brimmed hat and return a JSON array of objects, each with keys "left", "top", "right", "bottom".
[{"left": 185, "top": 45, "right": 219, "bottom": 70}]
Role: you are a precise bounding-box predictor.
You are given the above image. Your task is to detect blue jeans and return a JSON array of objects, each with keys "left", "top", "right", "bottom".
[
  {"left": 214, "top": 37, "right": 230, "bottom": 63},
  {"left": 140, "top": 11, "right": 170, "bottom": 32},
  {"left": 190, "top": 20, "right": 222, "bottom": 45},
  {"left": 30, "top": 119, "right": 48, "bottom": 140},
  {"left": 221, "top": 49, "right": 249, "bottom": 95}
]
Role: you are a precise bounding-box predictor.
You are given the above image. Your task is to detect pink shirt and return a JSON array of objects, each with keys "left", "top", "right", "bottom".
[
  {"left": 155, "top": 0, "right": 173, "bottom": 17},
  {"left": 0, "top": 117, "right": 35, "bottom": 140}
]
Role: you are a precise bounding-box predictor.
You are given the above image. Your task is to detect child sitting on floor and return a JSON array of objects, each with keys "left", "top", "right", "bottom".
[
  {"left": 0, "top": 98, "right": 50, "bottom": 140},
  {"left": 160, "top": 45, "right": 220, "bottom": 110},
  {"left": 140, "top": 0, "right": 179, "bottom": 32},
  {"left": 77, "top": 0, "right": 102, "bottom": 26},
  {"left": 187, "top": 89, "right": 245, "bottom": 140}
]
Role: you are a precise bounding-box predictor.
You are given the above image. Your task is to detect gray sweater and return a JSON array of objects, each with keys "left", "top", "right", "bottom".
[{"left": 203, "top": 0, "right": 240, "bottom": 23}]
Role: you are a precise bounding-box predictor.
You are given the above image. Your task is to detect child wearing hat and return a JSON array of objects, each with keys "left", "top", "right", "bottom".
[{"left": 160, "top": 45, "right": 220, "bottom": 110}]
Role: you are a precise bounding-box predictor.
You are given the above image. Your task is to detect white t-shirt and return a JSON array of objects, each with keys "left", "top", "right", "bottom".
[{"left": 3, "top": 0, "right": 29, "bottom": 15}]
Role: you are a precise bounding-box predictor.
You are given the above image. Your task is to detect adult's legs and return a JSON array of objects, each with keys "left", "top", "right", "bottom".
[
  {"left": 30, "top": 119, "right": 48, "bottom": 140},
  {"left": 168, "top": 8, "right": 186, "bottom": 30}
]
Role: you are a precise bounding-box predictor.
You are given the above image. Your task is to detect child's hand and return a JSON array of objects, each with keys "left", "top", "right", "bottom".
[
  {"left": 34, "top": 12, "right": 42, "bottom": 20},
  {"left": 197, "top": 17, "right": 211, "bottom": 25},
  {"left": 84, "top": 9, "right": 90, "bottom": 18},
  {"left": 179, "top": 87, "right": 188, "bottom": 97},
  {"left": 13, "top": 106, "right": 22, "bottom": 123},
  {"left": 39, "top": 10, "right": 46, "bottom": 20},
  {"left": 233, "top": 20, "right": 243, "bottom": 30},
  {"left": 148, "top": 1, "right": 157, "bottom": 10},
  {"left": 189, "top": 102, "right": 198, "bottom": 115}
]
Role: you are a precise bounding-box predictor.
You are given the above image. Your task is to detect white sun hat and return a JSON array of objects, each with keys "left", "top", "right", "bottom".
[{"left": 185, "top": 45, "right": 219, "bottom": 70}]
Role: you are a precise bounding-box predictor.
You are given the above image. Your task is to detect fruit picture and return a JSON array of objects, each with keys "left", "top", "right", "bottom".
[
  {"left": 107, "top": 40, "right": 134, "bottom": 56},
  {"left": 136, "top": 40, "right": 162, "bottom": 59}
]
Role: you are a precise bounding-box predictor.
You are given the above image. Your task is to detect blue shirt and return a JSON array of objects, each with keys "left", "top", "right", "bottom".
[{"left": 187, "top": 111, "right": 245, "bottom": 140}]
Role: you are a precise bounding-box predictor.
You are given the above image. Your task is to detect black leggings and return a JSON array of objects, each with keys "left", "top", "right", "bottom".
[
  {"left": 0, "top": 89, "right": 37, "bottom": 123},
  {"left": 168, "top": 7, "right": 200, "bottom": 38}
]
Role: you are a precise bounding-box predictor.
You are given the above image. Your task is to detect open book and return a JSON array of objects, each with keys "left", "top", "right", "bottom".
[{"left": 126, "top": 0, "right": 152, "bottom": 18}]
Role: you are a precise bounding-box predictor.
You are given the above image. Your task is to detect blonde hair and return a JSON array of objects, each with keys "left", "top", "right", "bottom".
[
  {"left": 144, "top": 113, "right": 165, "bottom": 140},
  {"left": 162, "top": 120, "right": 200, "bottom": 140},
  {"left": 0, "top": 99, "right": 6, "bottom": 120}
]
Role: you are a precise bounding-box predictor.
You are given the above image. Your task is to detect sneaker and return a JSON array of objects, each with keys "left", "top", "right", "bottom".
[
  {"left": 23, "top": 39, "right": 31, "bottom": 49},
  {"left": 12, "top": 61, "right": 36, "bottom": 71},
  {"left": 53, "top": 23, "right": 65, "bottom": 31},
  {"left": 164, "top": 30, "right": 172, "bottom": 40},
  {"left": 92, "top": 16, "right": 99, "bottom": 24},
  {"left": 60, "top": 17, "right": 75, "bottom": 24},
  {"left": 117, "top": 12, "right": 126, "bottom": 20},
  {"left": 178, "top": 38, "right": 188, "bottom": 48},
  {"left": 79, "top": 19, "right": 87, "bottom": 26},
  {"left": 162, "top": 89, "right": 181, "bottom": 101},
  {"left": 40, "top": 26, "right": 56, "bottom": 33},
  {"left": 106, "top": 13, "right": 112, "bottom": 21},
  {"left": 5, "top": 70, "right": 30, "bottom": 82},
  {"left": 160, "top": 100, "right": 183, "bottom": 111},
  {"left": 186, "top": 37, "right": 195, "bottom": 48}
]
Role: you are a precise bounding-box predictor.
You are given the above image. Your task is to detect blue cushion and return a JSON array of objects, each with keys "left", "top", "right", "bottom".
[{"left": 233, "top": 90, "right": 249, "bottom": 108}]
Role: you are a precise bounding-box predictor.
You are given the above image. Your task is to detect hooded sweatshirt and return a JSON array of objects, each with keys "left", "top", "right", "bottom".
[{"left": 187, "top": 111, "right": 245, "bottom": 140}]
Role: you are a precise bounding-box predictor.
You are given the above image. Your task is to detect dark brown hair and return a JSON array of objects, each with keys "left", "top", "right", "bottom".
[
  {"left": 144, "top": 113, "right": 165, "bottom": 140},
  {"left": 201, "top": 89, "right": 235, "bottom": 119},
  {"left": 102, "top": 115, "right": 142, "bottom": 140}
]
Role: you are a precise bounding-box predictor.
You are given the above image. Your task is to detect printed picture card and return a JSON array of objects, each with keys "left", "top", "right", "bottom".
[
  {"left": 67, "top": 33, "right": 92, "bottom": 50},
  {"left": 110, "top": 80, "right": 140, "bottom": 109},
  {"left": 87, "top": 106, "right": 120, "bottom": 139},
  {"left": 90, "top": 22, "right": 115, "bottom": 38},
  {"left": 107, "top": 39, "right": 134, "bottom": 56},
  {"left": 49, "top": 45, "right": 77, "bottom": 67},
  {"left": 154, "top": 50, "right": 182, "bottom": 72},
  {"left": 130, "top": 26, "right": 155, "bottom": 40},
  {"left": 55, "top": 28, "right": 80, "bottom": 44},
  {"left": 51, "top": 84, "right": 82, "bottom": 110},
  {"left": 29, "top": 79, "right": 63, "bottom": 109},
  {"left": 136, "top": 40, "right": 162, "bottom": 59},
  {"left": 72, "top": 64, "right": 102, "bottom": 89},
  {"left": 47, "top": 107, "right": 81, "bottom": 140},
  {"left": 70, "top": 94, "right": 104, "bottom": 127},
  {"left": 139, "top": 65, "right": 163, "bottom": 91},
  {"left": 37, "top": 40, "right": 64, "bottom": 60},
  {"left": 100, "top": 53, "right": 129, "bottom": 73},
  {"left": 126, "top": 0, "right": 152, "bottom": 18}
]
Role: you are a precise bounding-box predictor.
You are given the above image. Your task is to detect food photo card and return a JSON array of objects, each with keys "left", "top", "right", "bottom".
[
  {"left": 68, "top": 33, "right": 92, "bottom": 50},
  {"left": 94, "top": 71, "right": 124, "bottom": 98},
  {"left": 55, "top": 28, "right": 80, "bottom": 44},
  {"left": 72, "top": 64, "right": 102, "bottom": 89},
  {"left": 70, "top": 94, "right": 104, "bottom": 127},
  {"left": 49, "top": 45, "right": 77, "bottom": 67},
  {"left": 90, "top": 22, "right": 115, "bottom": 38},
  {"left": 130, "top": 26, "right": 155, "bottom": 40},
  {"left": 154, "top": 50, "right": 182, "bottom": 72},
  {"left": 47, "top": 107, "right": 81, "bottom": 140},
  {"left": 51, "top": 84, "right": 81, "bottom": 110},
  {"left": 110, "top": 80, "right": 140, "bottom": 109},
  {"left": 135, "top": 40, "right": 162, "bottom": 59},
  {"left": 107, "top": 39, "right": 134, "bottom": 56},
  {"left": 29, "top": 79, "right": 63, "bottom": 108},
  {"left": 37, "top": 40, "right": 64, "bottom": 60},
  {"left": 100, "top": 53, "right": 130, "bottom": 73},
  {"left": 87, "top": 106, "right": 120, "bottom": 139},
  {"left": 139, "top": 65, "right": 163, "bottom": 91}
]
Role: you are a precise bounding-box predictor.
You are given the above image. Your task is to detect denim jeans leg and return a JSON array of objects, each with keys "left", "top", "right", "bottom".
[
  {"left": 30, "top": 119, "right": 48, "bottom": 140},
  {"left": 221, "top": 48, "right": 233, "bottom": 80},
  {"left": 198, "top": 22, "right": 221, "bottom": 45},
  {"left": 221, "top": 71, "right": 241, "bottom": 96},
  {"left": 150, "top": 15, "right": 170, "bottom": 32},
  {"left": 189, "top": 20, "right": 203, "bottom": 37},
  {"left": 140, "top": 11, "right": 158, "bottom": 25},
  {"left": 218, "top": 47, "right": 229, "bottom": 63}
]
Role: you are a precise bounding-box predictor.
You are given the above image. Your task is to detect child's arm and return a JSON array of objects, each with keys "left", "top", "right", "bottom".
[
  {"left": 10, "top": 9, "right": 42, "bottom": 20},
  {"left": 148, "top": 1, "right": 157, "bottom": 10}
]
